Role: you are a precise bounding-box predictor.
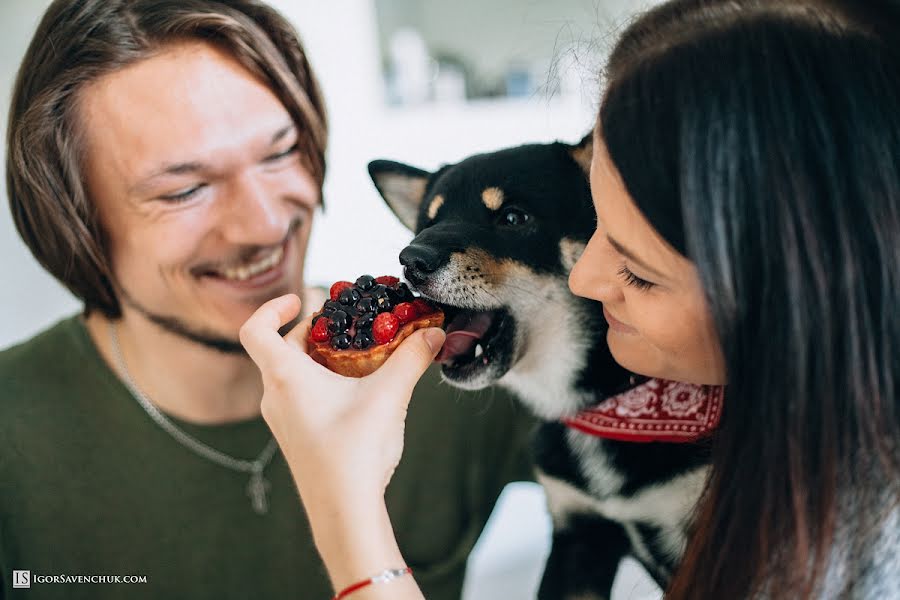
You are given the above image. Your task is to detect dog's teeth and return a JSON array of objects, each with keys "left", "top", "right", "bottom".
[{"left": 474, "top": 344, "right": 484, "bottom": 358}]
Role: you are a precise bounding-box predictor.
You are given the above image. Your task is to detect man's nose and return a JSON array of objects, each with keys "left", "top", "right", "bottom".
[
  {"left": 219, "top": 174, "right": 287, "bottom": 245},
  {"left": 568, "top": 232, "right": 625, "bottom": 304}
]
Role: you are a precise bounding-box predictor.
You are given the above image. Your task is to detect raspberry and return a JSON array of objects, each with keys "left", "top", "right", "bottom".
[
  {"left": 372, "top": 312, "right": 400, "bottom": 345},
  {"left": 411, "top": 299, "right": 433, "bottom": 316},
  {"left": 310, "top": 317, "right": 331, "bottom": 343},
  {"left": 375, "top": 275, "right": 400, "bottom": 287},
  {"left": 329, "top": 281, "right": 353, "bottom": 301},
  {"left": 393, "top": 302, "right": 417, "bottom": 324}
]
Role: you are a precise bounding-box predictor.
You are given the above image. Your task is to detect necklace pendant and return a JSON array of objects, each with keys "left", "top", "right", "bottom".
[{"left": 246, "top": 469, "right": 271, "bottom": 515}]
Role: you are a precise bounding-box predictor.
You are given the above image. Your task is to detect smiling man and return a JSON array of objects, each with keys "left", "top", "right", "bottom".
[
  {"left": 80, "top": 40, "right": 319, "bottom": 418},
  {"left": 0, "top": 2, "right": 535, "bottom": 599}
]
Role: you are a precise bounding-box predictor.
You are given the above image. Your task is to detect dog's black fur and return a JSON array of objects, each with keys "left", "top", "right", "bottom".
[{"left": 369, "top": 138, "right": 711, "bottom": 599}]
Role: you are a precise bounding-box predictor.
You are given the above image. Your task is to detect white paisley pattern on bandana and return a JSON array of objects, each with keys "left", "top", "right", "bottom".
[{"left": 562, "top": 378, "right": 725, "bottom": 443}]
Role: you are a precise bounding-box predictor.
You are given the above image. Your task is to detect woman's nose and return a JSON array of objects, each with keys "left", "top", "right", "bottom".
[{"left": 569, "top": 231, "right": 624, "bottom": 305}]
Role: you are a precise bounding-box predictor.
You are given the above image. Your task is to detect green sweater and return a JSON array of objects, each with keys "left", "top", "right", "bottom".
[{"left": 0, "top": 316, "right": 537, "bottom": 599}]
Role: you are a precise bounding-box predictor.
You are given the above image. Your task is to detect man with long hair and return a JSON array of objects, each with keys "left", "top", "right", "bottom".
[{"left": 0, "top": 2, "right": 535, "bottom": 598}]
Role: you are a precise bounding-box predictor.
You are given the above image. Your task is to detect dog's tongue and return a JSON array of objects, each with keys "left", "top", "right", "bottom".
[{"left": 436, "top": 311, "right": 494, "bottom": 364}]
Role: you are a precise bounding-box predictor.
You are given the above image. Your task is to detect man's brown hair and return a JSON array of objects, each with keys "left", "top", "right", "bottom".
[{"left": 6, "top": 0, "right": 328, "bottom": 317}]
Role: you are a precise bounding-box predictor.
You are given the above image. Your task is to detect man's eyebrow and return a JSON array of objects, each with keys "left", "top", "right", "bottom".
[
  {"left": 270, "top": 124, "right": 295, "bottom": 145},
  {"left": 607, "top": 235, "right": 667, "bottom": 279}
]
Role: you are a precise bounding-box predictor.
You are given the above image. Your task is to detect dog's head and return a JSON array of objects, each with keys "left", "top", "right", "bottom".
[{"left": 369, "top": 137, "right": 630, "bottom": 418}]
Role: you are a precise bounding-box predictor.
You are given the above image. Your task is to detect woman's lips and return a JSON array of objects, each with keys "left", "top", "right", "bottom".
[{"left": 603, "top": 306, "right": 638, "bottom": 335}]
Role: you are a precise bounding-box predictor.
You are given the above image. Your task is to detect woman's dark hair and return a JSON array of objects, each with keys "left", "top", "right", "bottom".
[
  {"left": 6, "top": 0, "right": 328, "bottom": 318},
  {"left": 599, "top": 0, "right": 899, "bottom": 597}
]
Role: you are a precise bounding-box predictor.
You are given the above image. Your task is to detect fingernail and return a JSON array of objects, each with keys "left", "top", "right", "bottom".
[{"left": 423, "top": 328, "right": 446, "bottom": 354}]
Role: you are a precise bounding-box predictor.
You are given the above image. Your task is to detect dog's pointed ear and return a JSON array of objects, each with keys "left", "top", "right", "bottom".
[
  {"left": 368, "top": 160, "right": 432, "bottom": 231},
  {"left": 567, "top": 131, "right": 593, "bottom": 177}
]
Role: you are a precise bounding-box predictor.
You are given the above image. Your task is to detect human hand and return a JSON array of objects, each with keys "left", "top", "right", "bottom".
[{"left": 240, "top": 294, "right": 446, "bottom": 515}]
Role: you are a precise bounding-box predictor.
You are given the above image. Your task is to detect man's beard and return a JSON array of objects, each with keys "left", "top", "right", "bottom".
[
  {"left": 114, "top": 217, "right": 304, "bottom": 354},
  {"left": 119, "top": 291, "right": 299, "bottom": 355}
]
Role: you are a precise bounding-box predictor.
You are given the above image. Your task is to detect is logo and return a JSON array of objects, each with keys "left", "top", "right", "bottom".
[{"left": 13, "top": 570, "right": 31, "bottom": 588}]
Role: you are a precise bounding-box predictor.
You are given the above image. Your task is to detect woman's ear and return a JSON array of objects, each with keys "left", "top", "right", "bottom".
[{"left": 368, "top": 160, "right": 432, "bottom": 231}]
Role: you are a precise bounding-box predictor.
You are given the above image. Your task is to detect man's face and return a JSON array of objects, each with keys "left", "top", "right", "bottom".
[{"left": 80, "top": 41, "right": 319, "bottom": 350}]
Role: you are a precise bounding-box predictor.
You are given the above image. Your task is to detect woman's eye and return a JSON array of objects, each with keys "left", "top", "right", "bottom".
[
  {"left": 264, "top": 143, "right": 299, "bottom": 162},
  {"left": 501, "top": 208, "right": 530, "bottom": 226},
  {"left": 617, "top": 264, "right": 656, "bottom": 291},
  {"left": 159, "top": 184, "right": 206, "bottom": 202}
]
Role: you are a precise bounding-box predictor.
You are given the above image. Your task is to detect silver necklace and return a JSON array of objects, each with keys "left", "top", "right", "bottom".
[{"left": 109, "top": 322, "right": 278, "bottom": 515}]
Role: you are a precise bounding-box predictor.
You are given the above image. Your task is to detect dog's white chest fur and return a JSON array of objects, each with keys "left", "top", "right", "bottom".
[{"left": 537, "top": 430, "right": 708, "bottom": 570}]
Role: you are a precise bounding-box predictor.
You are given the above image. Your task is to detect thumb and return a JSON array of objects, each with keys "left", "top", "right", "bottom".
[
  {"left": 239, "top": 294, "right": 303, "bottom": 371},
  {"left": 369, "top": 327, "right": 445, "bottom": 396}
]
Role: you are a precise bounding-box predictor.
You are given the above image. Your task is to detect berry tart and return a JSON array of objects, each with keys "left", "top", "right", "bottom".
[{"left": 307, "top": 275, "right": 444, "bottom": 377}]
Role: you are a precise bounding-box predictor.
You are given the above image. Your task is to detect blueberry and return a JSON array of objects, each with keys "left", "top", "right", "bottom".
[
  {"left": 355, "top": 275, "right": 376, "bottom": 291},
  {"left": 356, "top": 312, "right": 376, "bottom": 330},
  {"left": 397, "top": 282, "right": 414, "bottom": 302},
  {"left": 375, "top": 296, "right": 393, "bottom": 313},
  {"left": 322, "top": 300, "right": 342, "bottom": 314},
  {"left": 327, "top": 310, "right": 350, "bottom": 334},
  {"left": 352, "top": 330, "right": 374, "bottom": 349},
  {"left": 339, "top": 288, "right": 361, "bottom": 306},
  {"left": 356, "top": 297, "right": 377, "bottom": 314},
  {"left": 331, "top": 333, "right": 352, "bottom": 350},
  {"left": 371, "top": 284, "right": 388, "bottom": 297}
]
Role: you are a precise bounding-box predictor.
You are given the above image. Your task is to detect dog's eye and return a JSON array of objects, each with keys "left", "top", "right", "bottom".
[{"left": 501, "top": 208, "right": 530, "bottom": 226}]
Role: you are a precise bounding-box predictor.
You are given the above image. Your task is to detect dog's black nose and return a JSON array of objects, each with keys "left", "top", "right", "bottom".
[{"left": 400, "top": 244, "right": 442, "bottom": 286}]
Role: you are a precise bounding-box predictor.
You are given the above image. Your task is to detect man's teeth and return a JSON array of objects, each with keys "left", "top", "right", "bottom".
[{"left": 221, "top": 246, "right": 284, "bottom": 281}]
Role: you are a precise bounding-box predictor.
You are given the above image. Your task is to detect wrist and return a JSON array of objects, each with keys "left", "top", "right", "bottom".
[
  {"left": 332, "top": 567, "right": 414, "bottom": 600},
  {"left": 306, "top": 495, "right": 405, "bottom": 592}
]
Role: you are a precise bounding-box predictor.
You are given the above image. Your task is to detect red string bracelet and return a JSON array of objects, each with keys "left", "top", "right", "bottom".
[{"left": 332, "top": 567, "right": 413, "bottom": 600}]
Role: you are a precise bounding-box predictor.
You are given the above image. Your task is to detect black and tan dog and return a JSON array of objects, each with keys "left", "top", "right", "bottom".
[{"left": 369, "top": 138, "right": 710, "bottom": 599}]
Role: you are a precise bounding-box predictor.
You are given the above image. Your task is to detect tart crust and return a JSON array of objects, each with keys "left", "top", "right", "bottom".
[{"left": 308, "top": 310, "right": 444, "bottom": 377}]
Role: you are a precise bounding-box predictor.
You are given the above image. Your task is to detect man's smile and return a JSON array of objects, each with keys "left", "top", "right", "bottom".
[{"left": 218, "top": 243, "right": 285, "bottom": 282}]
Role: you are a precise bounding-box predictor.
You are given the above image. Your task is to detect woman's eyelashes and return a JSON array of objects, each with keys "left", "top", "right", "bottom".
[{"left": 617, "top": 264, "right": 656, "bottom": 291}]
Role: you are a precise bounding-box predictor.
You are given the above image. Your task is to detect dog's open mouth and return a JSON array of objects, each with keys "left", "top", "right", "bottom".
[{"left": 434, "top": 305, "right": 516, "bottom": 384}]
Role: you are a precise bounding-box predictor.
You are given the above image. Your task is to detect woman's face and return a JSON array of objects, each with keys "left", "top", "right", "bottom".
[{"left": 568, "top": 133, "right": 727, "bottom": 385}]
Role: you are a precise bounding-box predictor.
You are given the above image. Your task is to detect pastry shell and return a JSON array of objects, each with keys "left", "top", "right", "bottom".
[{"left": 308, "top": 310, "right": 444, "bottom": 377}]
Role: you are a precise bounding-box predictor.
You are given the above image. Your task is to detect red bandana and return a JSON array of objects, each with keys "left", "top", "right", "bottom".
[{"left": 562, "top": 378, "right": 724, "bottom": 443}]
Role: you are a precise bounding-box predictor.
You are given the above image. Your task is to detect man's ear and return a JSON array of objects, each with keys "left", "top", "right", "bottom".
[
  {"left": 368, "top": 160, "right": 432, "bottom": 231},
  {"left": 567, "top": 131, "right": 593, "bottom": 177}
]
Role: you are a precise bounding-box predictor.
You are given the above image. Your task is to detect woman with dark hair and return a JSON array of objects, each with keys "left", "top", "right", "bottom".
[{"left": 241, "top": 0, "right": 900, "bottom": 598}]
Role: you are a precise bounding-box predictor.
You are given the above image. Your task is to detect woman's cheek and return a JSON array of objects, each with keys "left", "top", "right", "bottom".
[{"left": 623, "top": 290, "right": 691, "bottom": 355}]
